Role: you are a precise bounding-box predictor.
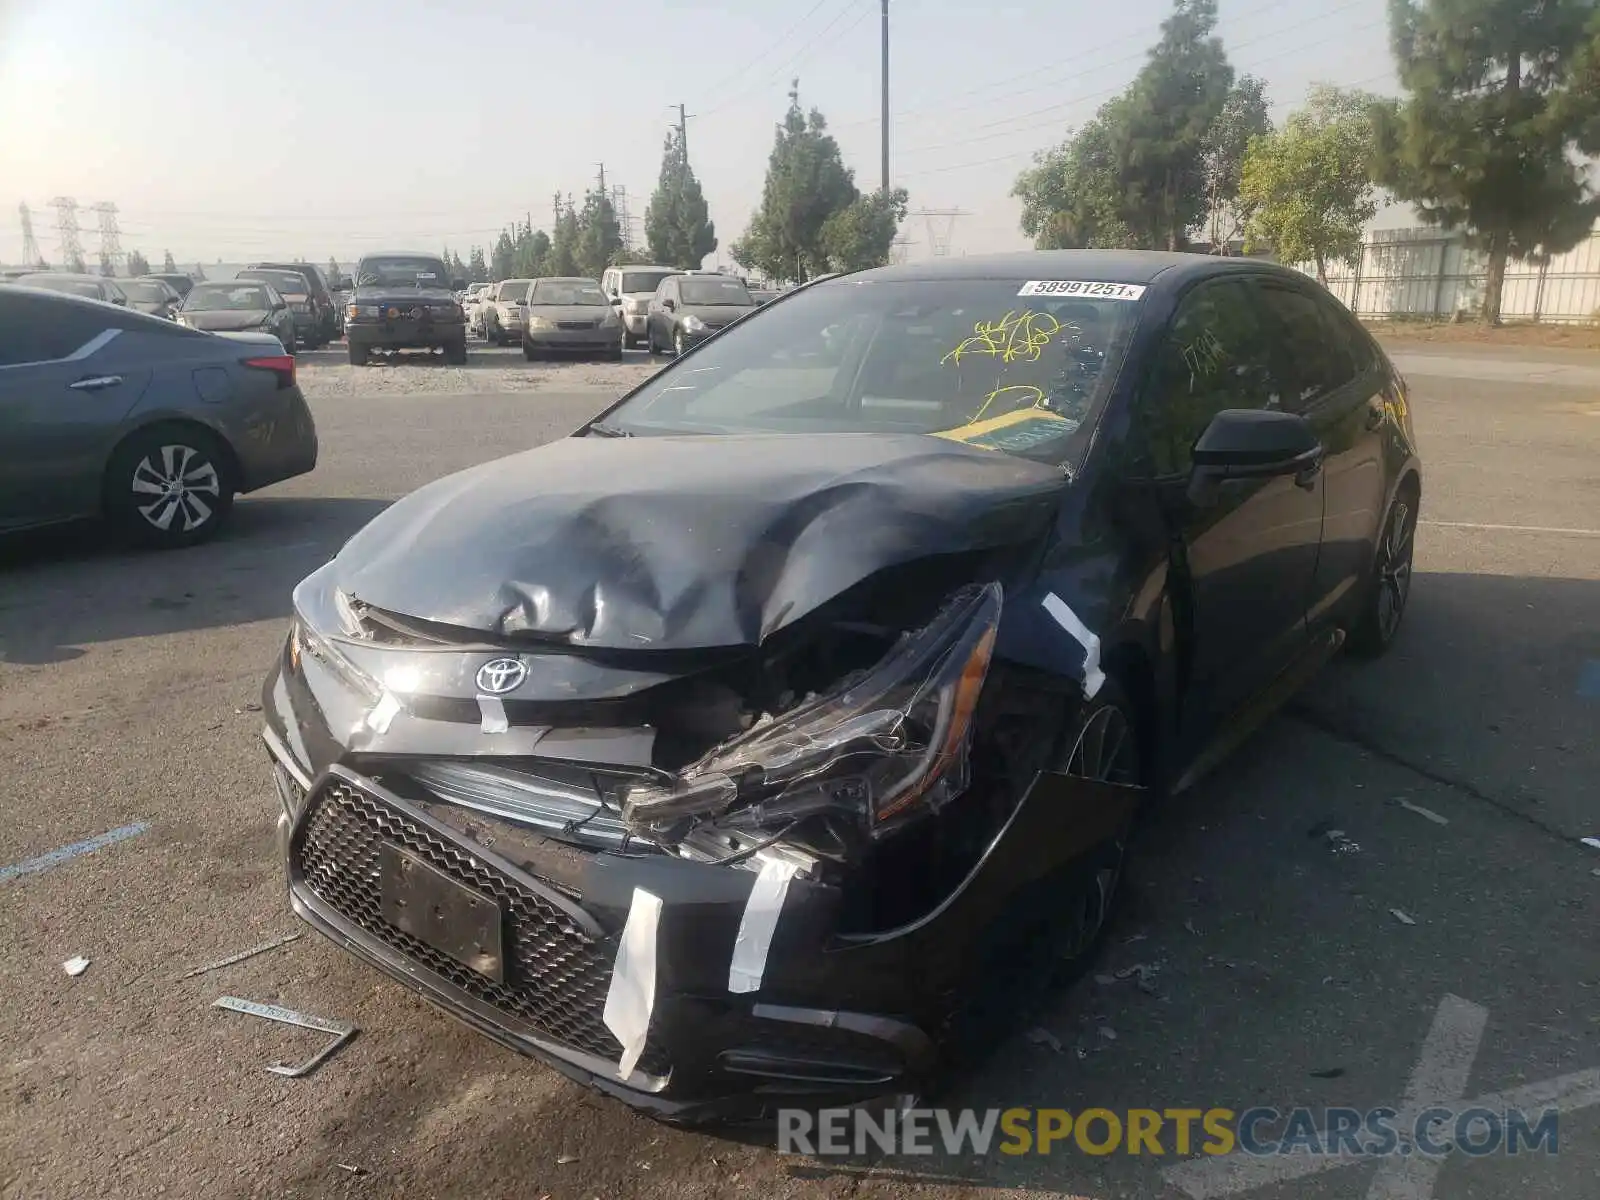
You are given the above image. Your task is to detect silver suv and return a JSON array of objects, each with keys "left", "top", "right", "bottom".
[{"left": 601, "top": 265, "right": 682, "bottom": 350}]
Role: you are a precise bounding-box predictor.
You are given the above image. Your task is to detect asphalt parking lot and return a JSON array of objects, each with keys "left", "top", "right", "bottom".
[{"left": 2, "top": 342, "right": 1597, "bottom": 1200}]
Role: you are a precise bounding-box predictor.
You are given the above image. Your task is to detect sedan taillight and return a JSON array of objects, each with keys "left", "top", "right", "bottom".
[{"left": 243, "top": 353, "right": 296, "bottom": 389}]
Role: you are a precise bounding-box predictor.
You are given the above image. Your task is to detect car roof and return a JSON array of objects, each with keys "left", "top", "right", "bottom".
[
  {"left": 614, "top": 264, "right": 677, "bottom": 272},
  {"left": 17, "top": 271, "right": 111, "bottom": 282},
  {"left": 837, "top": 249, "right": 1302, "bottom": 289},
  {"left": 532, "top": 276, "right": 601, "bottom": 284},
  {"left": 356, "top": 251, "right": 447, "bottom": 261}
]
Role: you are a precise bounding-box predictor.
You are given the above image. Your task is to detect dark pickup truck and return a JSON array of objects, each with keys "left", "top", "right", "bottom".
[{"left": 344, "top": 252, "right": 468, "bottom": 365}]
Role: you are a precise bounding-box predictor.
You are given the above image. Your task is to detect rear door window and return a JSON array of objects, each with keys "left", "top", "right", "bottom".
[
  {"left": 1252, "top": 281, "right": 1355, "bottom": 411},
  {"left": 0, "top": 295, "right": 112, "bottom": 365}
]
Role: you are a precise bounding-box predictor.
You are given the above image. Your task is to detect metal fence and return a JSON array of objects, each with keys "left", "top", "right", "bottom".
[{"left": 1294, "top": 226, "right": 1600, "bottom": 324}]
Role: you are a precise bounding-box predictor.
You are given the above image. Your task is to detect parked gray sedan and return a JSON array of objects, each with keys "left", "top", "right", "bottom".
[
  {"left": 520, "top": 277, "right": 624, "bottom": 360},
  {"left": 178, "top": 280, "right": 298, "bottom": 352},
  {"left": 0, "top": 285, "right": 318, "bottom": 548}
]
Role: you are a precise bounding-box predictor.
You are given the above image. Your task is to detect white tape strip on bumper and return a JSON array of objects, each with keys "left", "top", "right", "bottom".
[
  {"left": 1042, "top": 592, "right": 1106, "bottom": 699},
  {"left": 728, "top": 856, "right": 800, "bottom": 995},
  {"left": 603, "top": 887, "right": 664, "bottom": 1078}
]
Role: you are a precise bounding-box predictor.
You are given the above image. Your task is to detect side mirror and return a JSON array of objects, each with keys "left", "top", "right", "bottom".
[
  {"left": 662, "top": 298, "right": 676, "bottom": 311},
  {"left": 274, "top": 299, "right": 288, "bottom": 311},
  {"left": 1187, "top": 409, "right": 1323, "bottom": 505}
]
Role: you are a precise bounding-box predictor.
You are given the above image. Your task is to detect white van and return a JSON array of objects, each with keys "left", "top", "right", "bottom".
[{"left": 601, "top": 264, "right": 683, "bottom": 349}]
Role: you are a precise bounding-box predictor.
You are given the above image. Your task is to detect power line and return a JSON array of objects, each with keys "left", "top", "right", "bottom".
[
  {"left": 691, "top": 0, "right": 835, "bottom": 112},
  {"left": 699, "top": 0, "right": 874, "bottom": 118}
]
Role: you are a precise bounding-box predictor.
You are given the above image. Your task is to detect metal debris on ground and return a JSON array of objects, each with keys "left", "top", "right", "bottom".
[
  {"left": 1323, "top": 829, "right": 1361, "bottom": 855},
  {"left": 1114, "top": 963, "right": 1159, "bottom": 984},
  {"left": 1025, "top": 1027, "right": 1063, "bottom": 1053},
  {"left": 62, "top": 956, "right": 90, "bottom": 977},
  {"left": 335, "top": 1164, "right": 366, "bottom": 1176},
  {"left": 176, "top": 932, "right": 303, "bottom": 980},
  {"left": 1123, "top": 932, "right": 1149, "bottom": 944},
  {"left": 1581, "top": 837, "right": 1600, "bottom": 851},
  {"left": 234, "top": 702, "right": 263, "bottom": 714},
  {"left": 212, "top": 996, "right": 357, "bottom": 1077},
  {"left": 1097, "top": 1026, "right": 1118, "bottom": 1041},
  {"left": 1392, "top": 797, "right": 1450, "bottom": 826},
  {"left": 1390, "top": 908, "right": 1418, "bottom": 926}
]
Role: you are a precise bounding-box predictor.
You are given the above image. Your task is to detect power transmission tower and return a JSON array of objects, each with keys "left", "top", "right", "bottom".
[
  {"left": 912, "top": 207, "right": 968, "bottom": 256},
  {"left": 91, "top": 201, "right": 122, "bottom": 275},
  {"left": 611, "top": 185, "right": 632, "bottom": 250},
  {"left": 18, "top": 203, "right": 42, "bottom": 266},
  {"left": 51, "top": 196, "right": 84, "bottom": 272},
  {"left": 890, "top": 236, "right": 915, "bottom": 265}
]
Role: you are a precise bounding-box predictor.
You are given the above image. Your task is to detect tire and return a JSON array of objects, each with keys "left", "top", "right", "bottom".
[
  {"left": 937, "top": 677, "right": 1143, "bottom": 1076},
  {"left": 348, "top": 342, "right": 367, "bottom": 366},
  {"left": 444, "top": 338, "right": 468, "bottom": 366},
  {"left": 622, "top": 328, "right": 638, "bottom": 350},
  {"left": 1348, "top": 483, "right": 1418, "bottom": 658},
  {"left": 522, "top": 339, "right": 537, "bottom": 361},
  {"left": 608, "top": 345, "right": 624, "bottom": 363},
  {"left": 645, "top": 324, "right": 658, "bottom": 355},
  {"left": 104, "top": 425, "right": 235, "bottom": 549}
]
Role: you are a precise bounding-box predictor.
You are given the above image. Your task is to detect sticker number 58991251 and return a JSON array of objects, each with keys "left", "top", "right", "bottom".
[{"left": 1017, "top": 280, "right": 1147, "bottom": 301}]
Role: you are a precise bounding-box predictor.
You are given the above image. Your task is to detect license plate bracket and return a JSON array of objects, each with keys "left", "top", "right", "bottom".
[{"left": 378, "top": 844, "right": 506, "bottom": 983}]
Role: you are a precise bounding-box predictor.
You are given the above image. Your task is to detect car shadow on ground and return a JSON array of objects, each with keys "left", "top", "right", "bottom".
[{"left": 0, "top": 496, "right": 391, "bottom": 665}]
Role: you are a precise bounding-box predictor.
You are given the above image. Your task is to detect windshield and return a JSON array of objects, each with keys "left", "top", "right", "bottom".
[
  {"left": 239, "top": 270, "right": 306, "bottom": 296},
  {"left": 497, "top": 280, "right": 533, "bottom": 301},
  {"left": 123, "top": 281, "right": 172, "bottom": 302},
  {"left": 529, "top": 280, "right": 608, "bottom": 306},
  {"left": 621, "top": 270, "right": 676, "bottom": 294},
  {"left": 185, "top": 284, "right": 270, "bottom": 311},
  {"left": 21, "top": 276, "right": 102, "bottom": 299},
  {"left": 680, "top": 277, "right": 753, "bottom": 306},
  {"left": 599, "top": 277, "right": 1143, "bottom": 467},
  {"left": 357, "top": 256, "right": 448, "bottom": 288}
]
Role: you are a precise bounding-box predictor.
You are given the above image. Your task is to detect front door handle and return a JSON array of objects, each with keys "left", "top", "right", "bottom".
[
  {"left": 1365, "top": 405, "right": 1385, "bottom": 431},
  {"left": 69, "top": 375, "right": 123, "bottom": 391}
]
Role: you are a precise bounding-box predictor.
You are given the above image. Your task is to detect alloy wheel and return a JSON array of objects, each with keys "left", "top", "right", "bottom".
[
  {"left": 130, "top": 444, "right": 222, "bottom": 533},
  {"left": 1055, "top": 702, "right": 1139, "bottom": 961},
  {"left": 1375, "top": 498, "right": 1416, "bottom": 642}
]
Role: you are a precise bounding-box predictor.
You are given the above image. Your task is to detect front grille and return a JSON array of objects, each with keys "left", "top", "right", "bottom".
[
  {"left": 557, "top": 320, "right": 599, "bottom": 330},
  {"left": 293, "top": 778, "right": 665, "bottom": 1072}
]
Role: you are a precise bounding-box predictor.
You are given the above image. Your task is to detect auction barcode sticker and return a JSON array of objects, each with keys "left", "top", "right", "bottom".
[{"left": 1017, "top": 280, "right": 1147, "bottom": 300}]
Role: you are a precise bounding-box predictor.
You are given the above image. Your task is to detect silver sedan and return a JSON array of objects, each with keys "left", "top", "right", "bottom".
[{"left": 0, "top": 284, "right": 318, "bottom": 548}]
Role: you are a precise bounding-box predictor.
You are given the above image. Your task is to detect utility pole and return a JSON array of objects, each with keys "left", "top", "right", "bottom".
[
  {"left": 880, "top": 0, "right": 890, "bottom": 193},
  {"left": 597, "top": 162, "right": 607, "bottom": 194},
  {"left": 675, "top": 103, "right": 693, "bottom": 173}
]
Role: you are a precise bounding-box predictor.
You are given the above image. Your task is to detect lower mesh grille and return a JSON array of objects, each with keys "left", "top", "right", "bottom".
[{"left": 293, "top": 777, "right": 666, "bottom": 1073}]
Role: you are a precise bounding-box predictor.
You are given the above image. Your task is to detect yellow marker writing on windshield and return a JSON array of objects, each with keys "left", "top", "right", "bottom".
[{"left": 942, "top": 310, "right": 1062, "bottom": 366}]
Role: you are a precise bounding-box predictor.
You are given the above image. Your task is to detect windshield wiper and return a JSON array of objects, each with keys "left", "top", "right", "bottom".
[{"left": 587, "top": 421, "right": 632, "bottom": 438}]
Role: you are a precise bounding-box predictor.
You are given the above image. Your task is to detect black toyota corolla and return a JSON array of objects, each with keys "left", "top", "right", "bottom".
[{"left": 262, "top": 250, "right": 1421, "bottom": 1122}]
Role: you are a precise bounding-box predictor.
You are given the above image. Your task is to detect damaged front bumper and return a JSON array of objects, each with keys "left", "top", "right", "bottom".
[{"left": 261, "top": 569, "right": 1142, "bottom": 1121}]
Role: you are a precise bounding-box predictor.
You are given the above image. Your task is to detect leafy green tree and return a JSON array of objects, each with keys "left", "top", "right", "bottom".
[
  {"left": 1240, "top": 86, "right": 1381, "bottom": 284},
  {"left": 820, "top": 187, "right": 909, "bottom": 271},
  {"left": 1374, "top": 0, "right": 1600, "bottom": 324},
  {"left": 575, "top": 187, "right": 624, "bottom": 278},
  {"left": 644, "top": 129, "right": 719, "bottom": 269},
  {"left": 162, "top": 249, "right": 177, "bottom": 273},
  {"left": 125, "top": 249, "right": 151, "bottom": 277},
  {"left": 468, "top": 245, "right": 489, "bottom": 282},
  {"left": 1200, "top": 74, "right": 1271, "bottom": 251},
  {"left": 547, "top": 196, "right": 582, "bottom": 276},
  {"left": 732, "top": 82, "right": 861, "bottom": 283},
  {"left": 491, "top": 229, "right": 516, "bottom": 280},
  {"left": 1014, "top": 101, "right": 1138, "bottom": 249},
  {"left": 327, "top": 256, "right": 341, "bottom": 286},
  {"left": 1012, "top": 0, "right": 1236, "bottom": 250}
]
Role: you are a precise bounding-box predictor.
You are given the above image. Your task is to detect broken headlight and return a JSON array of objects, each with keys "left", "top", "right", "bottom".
[{"left": 622, "top": 582, "right": 1002, "bottom": 837}]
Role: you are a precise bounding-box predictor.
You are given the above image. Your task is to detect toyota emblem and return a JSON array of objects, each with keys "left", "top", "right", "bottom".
[{"left": 475, "top": 657, "right": 528, "bottom": 695}]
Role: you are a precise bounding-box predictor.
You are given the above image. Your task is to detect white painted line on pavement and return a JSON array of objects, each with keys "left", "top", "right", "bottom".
[
  {"left": 1421, "top": 520, "right": 1600, "bottom": 538},
  {"left": 1163, "top": 993, "right": 1599, "bottom": 1200}
]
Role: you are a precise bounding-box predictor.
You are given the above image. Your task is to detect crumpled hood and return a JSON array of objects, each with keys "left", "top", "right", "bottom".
[
  {"left": 333, "top": 432, "right": 1066, "bottom": 651},
  {"left": 183, "top": 309, "right": 270, "bottom": 331}
]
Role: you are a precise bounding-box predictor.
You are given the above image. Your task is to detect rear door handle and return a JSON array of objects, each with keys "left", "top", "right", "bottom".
[{"left": 69, "top": 375, "right": 123, "bottom": 391}]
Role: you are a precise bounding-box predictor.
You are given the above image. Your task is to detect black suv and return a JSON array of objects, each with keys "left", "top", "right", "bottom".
[
  {"left": 344, "top": 252, "right": 468, "bottom": 365},
  {"left": 249, "top": 262, "right": 338, "bottom": 346}
]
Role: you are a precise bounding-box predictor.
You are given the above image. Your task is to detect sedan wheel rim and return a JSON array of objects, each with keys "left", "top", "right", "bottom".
[
  {"left": 1057, "top": 704, "right": 1139, "bottom": 960},
  {"left": 1376, "top": 500, "right": 1416, "bottom": 641},
  {"left": 131, "top": 444, "right": 220, "bottom": 532}
]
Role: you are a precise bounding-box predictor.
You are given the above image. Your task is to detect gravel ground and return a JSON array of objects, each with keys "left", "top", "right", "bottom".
[{"left": 293, "top": 343, "right": 660, "bottom": 398}]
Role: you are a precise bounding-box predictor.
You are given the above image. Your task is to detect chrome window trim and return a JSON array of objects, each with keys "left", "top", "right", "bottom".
[{"left": 0, "top": 326, "right": 122, "bottom": 372}]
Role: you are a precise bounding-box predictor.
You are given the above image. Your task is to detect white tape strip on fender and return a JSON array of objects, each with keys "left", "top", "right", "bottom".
[
  {"left": 728, "top": 856, "right": 800, "bottom": 995},
  {"left": 1042, "top": 593, "right": 1106, "bottom": 700},
  {"left": 603, "top": 887, "right": 663, "bottom": 1078},
  {"left": 476, "top": 694, "right": 509, "bottom": 735}
]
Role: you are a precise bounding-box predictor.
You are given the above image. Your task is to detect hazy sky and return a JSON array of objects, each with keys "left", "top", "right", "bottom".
[{"left": 0, "top": 0, "right": 1407, "bottom": 269}]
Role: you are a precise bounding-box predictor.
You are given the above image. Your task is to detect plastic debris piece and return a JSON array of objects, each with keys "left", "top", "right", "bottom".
[
  {"left": 1026, "top": 1027, "right": 1063, "bottom": 1053},
  {"left": 1324, "top": 829, "right": 1361, "bottom": 855},
  {"left": 1394, "top": 798, "right": 1449, "bottom": 826},
  {"left": 1114, "top": 963, "right": 1158, "bottom": 983},
  {"left": 1123, "top": 933, "right": 1149, "bottom": 944},
  {"left": 235, "top": 702, "right": 263, "bottom": 714},
  {"left": 556, "top": 1155, "right": 579, "bottom": 1165},
  {"left": 1310, "top": 1067, "right": 1346, "bottom": 1079},
  {"left": 1097, "top": 1026, "right": 1118, "bottom": 1041},
  {"left": 1391, "top": 908, "right": 1417, "bottom": 926},
  {"left": 1581, "top": 837, "right": 1600, "bottom": 852},
  {"left": 336, "top": 1164, "right": 366, "bottom": 1176},
  {"left": 62, "top": 956, "right": 90, "bottom": 977},
  {"left": 603, "top": 888, "right": 663, "bottom": 1077},
  {"left": 1184, "top": 919, "right": 1200, "bottom": 935}
]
